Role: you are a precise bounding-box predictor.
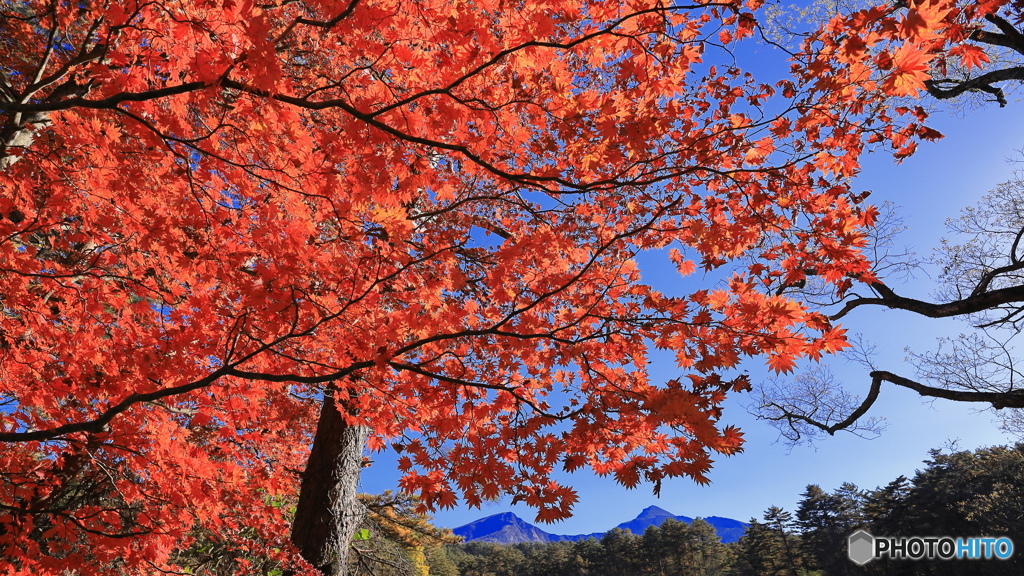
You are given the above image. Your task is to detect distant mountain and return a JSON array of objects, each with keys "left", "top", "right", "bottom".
[
  {"left": 452, "top": 512, "right": 558, "bottom": 544},
  {"left": 615, "top": 505, "right": 692, "bottom": 535},
  {"left": 452, "top": 506, "right": 748, "bottom": 544}
]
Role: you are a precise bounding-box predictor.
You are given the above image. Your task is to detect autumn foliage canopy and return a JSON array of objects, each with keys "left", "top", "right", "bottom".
[{"left": 0, "top": 0, "right": 1008, "bottom": 573}]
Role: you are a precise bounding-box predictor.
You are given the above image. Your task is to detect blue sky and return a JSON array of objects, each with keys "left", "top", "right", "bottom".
[{"left": 358, "top": 93, "right": 1024, "bottom": 533}]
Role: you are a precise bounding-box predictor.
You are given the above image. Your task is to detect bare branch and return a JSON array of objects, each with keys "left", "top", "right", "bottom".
[
  {"left": 872, "top": 369, "right": 1024, "bottom": 409},
  {"left": 754, "top": 366, "right": 885, "bottom": 443},
  {"left": 758, "top": 367, "right": 1024, "bottom": 443}
]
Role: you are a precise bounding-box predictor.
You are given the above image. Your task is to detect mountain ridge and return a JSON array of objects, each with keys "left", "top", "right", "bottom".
[{"left": 452, "top": 506, "right": 748, "bottom": 544}]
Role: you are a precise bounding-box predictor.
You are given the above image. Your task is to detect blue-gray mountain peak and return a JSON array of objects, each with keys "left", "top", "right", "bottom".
[{"left": 452, "top": 507, "right": 747, "bottom": 544}]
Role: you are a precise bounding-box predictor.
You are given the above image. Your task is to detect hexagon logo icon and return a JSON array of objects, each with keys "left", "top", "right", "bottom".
[{"left": 848, "top": 529, "right": 875, "bottom": 565}]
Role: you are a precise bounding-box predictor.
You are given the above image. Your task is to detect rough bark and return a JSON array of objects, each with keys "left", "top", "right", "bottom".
[
  {"left": 291, "top": 392, "right": 369, "bottom": 576},
  {"left": 0, "top": 113, "right": 46, "bottom": 170}
]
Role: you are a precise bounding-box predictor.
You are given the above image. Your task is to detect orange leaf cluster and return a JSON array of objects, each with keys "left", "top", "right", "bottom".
[
  {"left": 793, "top": 0, "right": 1010, "bottom": 155},
  {"left": 0, "top": 0, "right": 974, "bottom": 572}
]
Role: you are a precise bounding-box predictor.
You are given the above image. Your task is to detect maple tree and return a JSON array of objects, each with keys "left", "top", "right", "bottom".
[{"left": 0, "top": 0, "right": 988, "bottom": 574}]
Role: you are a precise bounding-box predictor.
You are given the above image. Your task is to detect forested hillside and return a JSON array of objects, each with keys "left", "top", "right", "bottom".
[{"left": 448, "top": 444, "right": 1024, "bottom": 576}]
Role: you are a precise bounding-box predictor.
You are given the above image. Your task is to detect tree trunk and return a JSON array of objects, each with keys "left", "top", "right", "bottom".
[
  {"left": 0, "top": 112, "right": 47, "bottom": 171},
  {"left": 291, "top": 392, "right": 369, "bottom": 576}
]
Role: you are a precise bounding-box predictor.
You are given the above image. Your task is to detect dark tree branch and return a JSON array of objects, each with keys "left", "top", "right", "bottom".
[
  {"left": 975, "top": 13, "right": 1024, "bottom": 55},
  {"left": 832, "top": 281, "right": 1024, "bottom": 319},
  {"left": 830, "top": 280, "right": 1024, "bottom": 320},
  {"left": 0, "top": 368, "right": 230, "bottom": 442},
  {"left": 873, "top": 369, "right": 1024, "bottom": 408},
  {"left": 0, "top": 81, "right": 211, "bottom": 114},
  {"left": 272, "top": 0, "right": 362, "bottom": 44},
  {"left": 388, "top": 361, "right": 585, "bottom": 421},
  {"left": 925, "top": 67, "right": 1024, "bottom": 107},
  {"left": 919, "top": 11, "right": 1024, "bottom": 108},
  {"left": 766, "top": 370, "right": 1024, "bottom": 438},
  {"left": 972, "top": 260, "right": 1024, "bottom": 297}
]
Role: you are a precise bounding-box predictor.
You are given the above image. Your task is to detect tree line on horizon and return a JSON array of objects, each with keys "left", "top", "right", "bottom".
[{"left": 445, "top": 443, "right": 1024, "bottom": 576}]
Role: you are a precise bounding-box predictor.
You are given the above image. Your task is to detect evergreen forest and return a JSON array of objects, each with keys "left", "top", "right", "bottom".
[{"left": 440, "top": 444, "right": 1024, "bottom": 576}]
